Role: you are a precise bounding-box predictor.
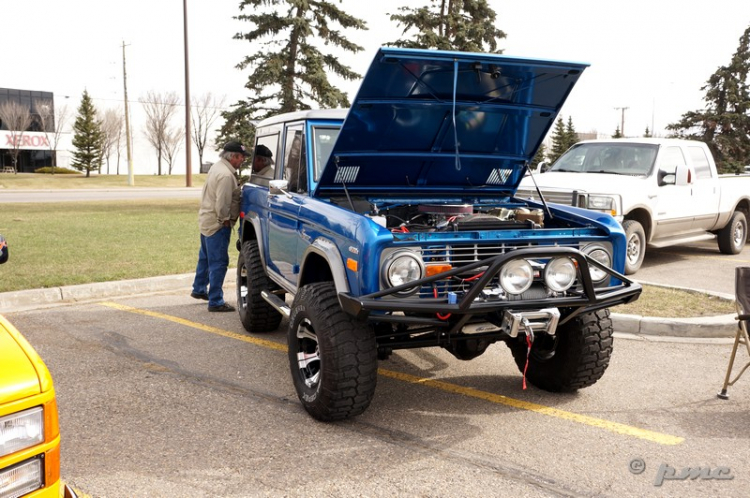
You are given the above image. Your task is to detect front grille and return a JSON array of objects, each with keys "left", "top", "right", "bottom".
[{"left": 516, "top": 188, "right": 577, "bottom": 206}]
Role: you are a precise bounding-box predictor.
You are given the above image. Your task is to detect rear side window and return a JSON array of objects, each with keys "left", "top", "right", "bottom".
[{"left": 688, "top": 146, "right": 712, "bottom": 179}]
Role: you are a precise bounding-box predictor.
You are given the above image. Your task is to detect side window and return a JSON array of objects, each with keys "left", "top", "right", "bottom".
[
  {"left": 688, "top": 146, "right": 711, "bottom": 179},
  {"left": 250, "top": 133, "right": 279, "bottom": 186},
  {"left": 657, "top": 147, "right": 686, "bottom": 174},
  {"left": 312, "top": 127, "right": 341, "bottom": 180},
  {"left": 283, "top": 128, "right": 307, "bottom": 193}
]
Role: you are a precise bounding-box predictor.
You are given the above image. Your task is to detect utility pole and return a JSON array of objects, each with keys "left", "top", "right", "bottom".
[
  {"left": 614, "top": 106, "right": 629, "bottom": 137},
  {"left": 183, "top": 0, "right": 193, "bottom": 187},
  {"left": 122, "top": 41, "right": 134, "bottom": 186}
]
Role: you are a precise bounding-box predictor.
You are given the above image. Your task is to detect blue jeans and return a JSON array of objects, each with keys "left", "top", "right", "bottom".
[{"left": 192, "top": 227, "right": 231, "bottom": 307}]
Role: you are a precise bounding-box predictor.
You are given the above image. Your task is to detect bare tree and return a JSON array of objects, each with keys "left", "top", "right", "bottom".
[
  {"left": 163, "top": 126, "right": 185, "bottom": 175},
  {"left": 191, "top": 92, "right": 226, "bottom": 172},
  {"left": 0, "top": 101, "right": 32, "bottom": 173},
  {"left": 141, "top": 90, "right": 180, "bottom": 175},
  {"left": 35, "top": 99, "right": 71, "bottom": 175},
  {"left": 99, "top": 108, "right": 123, "bottom": 175}
]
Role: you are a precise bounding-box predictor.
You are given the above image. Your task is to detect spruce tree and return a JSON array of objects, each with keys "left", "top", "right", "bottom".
[
  {"left": 71, "top": 90, "right": 103, "bottom": 178},
  {"left": 667, "top": 25, "right": 750, "bottom": 173},
  {"left": 547, "top": 117, "right": 568, "bottom": 164},
  {"left": 230, "top": 0, "right": 366, "bottom": 121},
  {"left": 612, "top": 126, "right": 623, "bottom": 139},
  {"left": 564, "top": 116, "right": 578, "bottom": 150},
  {"left": 531, "top": 143, "right": 547, "bottom": 170},
  {"left": 388, "top": 0, "right": 506, "bottom": 52}
]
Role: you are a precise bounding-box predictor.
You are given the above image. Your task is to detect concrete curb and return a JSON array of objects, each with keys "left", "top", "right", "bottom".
[{"left": 0, "top": 274, "right": 737, "bottom": 338}]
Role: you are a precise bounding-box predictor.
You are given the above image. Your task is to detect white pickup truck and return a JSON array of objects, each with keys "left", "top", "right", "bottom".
[{"left": 517, "top": 138, "right": 750, "bottom": 274}]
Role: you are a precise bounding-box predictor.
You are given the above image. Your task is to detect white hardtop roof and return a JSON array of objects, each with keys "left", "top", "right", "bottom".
[
  {"left": 577, "top": 137, "right": 706, "bottom": 146},
  {"left": 255, "top": 109, "right": 349, "bottom": 128}
]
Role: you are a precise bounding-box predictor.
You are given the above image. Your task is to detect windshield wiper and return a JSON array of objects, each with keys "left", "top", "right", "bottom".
[{"left": 591, "top": 170, "right": 626, "bottom": 175}]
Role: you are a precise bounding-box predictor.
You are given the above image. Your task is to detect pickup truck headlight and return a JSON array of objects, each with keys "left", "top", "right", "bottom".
[
  {"left": 587, "top": 195, "right": 618, "bottom": 215},
  {"left": 544, "top": 257, "right": 577, "bottom": 292},
  {"left": 383, "top": 250, "right": 424, "bottom": 294},
  {"left": 0, "top": 406, "right": 44, "bottom": 457},
  {"left": 499, "top": 259, "right": 534, "bottom": 295},
  {"left": 0, "top": 458, "right": 43, "bottom": 498}
]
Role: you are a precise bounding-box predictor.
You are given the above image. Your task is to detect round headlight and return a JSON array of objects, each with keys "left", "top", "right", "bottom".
[
  {"left": 545, "top": 257, "right": 577, "bottom": 292},
  {"left": 499, "top": 259, "right": 534, "bottom": 295},
  {"left": 384, "top": 251, "right": 424, "bottom": 291},
  {"left": 586, "top": 248, "right": 612, "bottom": 282}
]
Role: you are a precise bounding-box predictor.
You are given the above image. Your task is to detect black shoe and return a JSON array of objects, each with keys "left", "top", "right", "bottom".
[
  {"left": 191, "top": 292, "right": 209, "bottom": 301},
  {"left": 208, "top": 303, "right": 235, "bottom": 312}
]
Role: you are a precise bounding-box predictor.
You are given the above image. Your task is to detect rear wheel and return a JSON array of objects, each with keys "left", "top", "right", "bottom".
[
  {"left": 288, "top": 282, "right": 378, "bottom": 421},
  {"left": 717, "top": 211, "right": 747, "bottom": 255},
  {"left": 507, "top": 309, "right": 613, "bottom": 392},
  {"left": 236, "top": 241, "right": 283, "bottom": 333},
  {"left": 623, "top": 220, "right": 646, "bottom": 275}
]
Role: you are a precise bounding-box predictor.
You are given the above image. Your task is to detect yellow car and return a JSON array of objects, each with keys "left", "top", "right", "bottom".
[{"left": 0, "top": 313, "right": 76, "bottom": 498}]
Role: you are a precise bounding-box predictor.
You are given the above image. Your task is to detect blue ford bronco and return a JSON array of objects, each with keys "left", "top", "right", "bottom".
[{"left": 235, "top": 47, "right": 642, "bottom": 421}]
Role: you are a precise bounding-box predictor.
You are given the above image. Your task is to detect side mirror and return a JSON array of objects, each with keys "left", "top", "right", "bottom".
[
  {"left": 657, "top": 169, "right": 675, "bottom": 186},
  {"left": 674, "top": 164, "right": 692, "bottom": 186},
  {"left": 538, "top": 161, "right": 550, "bottom": 173},
  {"left": 269, "top": 179, "right": 292, "bottom": 198},
  {"left": 0, "top": 234, "right": 8, "bottom": 264}
]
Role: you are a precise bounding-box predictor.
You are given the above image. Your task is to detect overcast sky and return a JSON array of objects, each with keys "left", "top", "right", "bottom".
[{"left": 4, "top": 1, "right": 750, "bottom": 175}]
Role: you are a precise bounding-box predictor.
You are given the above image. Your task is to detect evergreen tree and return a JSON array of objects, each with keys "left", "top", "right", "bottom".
[
  {"left": 644, "top": 126, "right": 652, "bottom": 138},
  {"left": 71, "top": 90, "right": 103, "bottom": 178},
  {"left": 612, "top": 126, "right": 623, "bottom": 138},
  {"left": 230, "top": 0, "right": 366, "bottom": 122},
  {"left": 388, "top": 0, "right": 506, "bottom": 52},
  {"left": 215, "top": 105, "right": 256, "bottom": 176},
  {"left": 667, "top": 25, "right": 750, "bottom": 174},
  {"left": 531, "top": 143, "right": 547, "bottom": 170},
  {"left": 547, "top": 117, "right": 568, "bottom": 164},
  {"left": 564, "top": 116, "right": 578, "bottom": 150}
]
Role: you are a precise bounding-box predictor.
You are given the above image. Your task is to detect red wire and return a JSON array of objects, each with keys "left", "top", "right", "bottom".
[{"left": 433, "top": 287, "right": 451, "bottom": 320}]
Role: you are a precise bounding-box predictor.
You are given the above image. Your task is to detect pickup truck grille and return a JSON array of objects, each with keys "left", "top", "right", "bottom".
[{"left": 515, "top": 188, "right": 576, "bottom": 207}]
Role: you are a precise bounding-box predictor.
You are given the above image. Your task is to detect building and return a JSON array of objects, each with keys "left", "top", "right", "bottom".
[{"left": 0, "top": 87, "right": 58, "bottom": 173}]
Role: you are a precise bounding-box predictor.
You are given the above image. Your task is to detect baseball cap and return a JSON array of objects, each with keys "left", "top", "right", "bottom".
[
  {"left": 255, "top": 144, "right": 273, "bottom": 158},
  {"left": 223, "top": 141, "right": 251, "bottom": 157}
]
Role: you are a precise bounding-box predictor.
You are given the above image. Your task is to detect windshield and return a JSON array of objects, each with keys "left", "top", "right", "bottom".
[
  {"left": 312, "top": 127, "right": 341, "bottom": 181},
  {"left": 550, "top": 143, "right": 658, "bottom": 176}
]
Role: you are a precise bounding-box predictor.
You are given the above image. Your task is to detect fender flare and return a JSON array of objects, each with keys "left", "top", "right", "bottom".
[{"left": 300, "top": 237, "right": 351, "bottom": 295}]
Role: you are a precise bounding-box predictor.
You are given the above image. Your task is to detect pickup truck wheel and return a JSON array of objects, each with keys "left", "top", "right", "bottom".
[
  {"left": 622, "top": 220, "right": 646, "bottom": 274},
  {"left": 236, "top": 241, "right": 283, "bottom": 333},
  {"left": 507, "top": 309, "right": 613, "bottom": 392},
  {"left": 288, "top": 282, "right": 378, "bottom": 421},
  {"left": 717, "top": 211, "right": 747, "bottom": 255}
]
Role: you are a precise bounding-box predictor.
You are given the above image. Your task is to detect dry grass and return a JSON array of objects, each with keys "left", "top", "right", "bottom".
[
  {"left": 616, "top": 284, "right": 735, "bottom": 317},
  {"left": 0, "top": 172, "right": 207, "bottom": 190}
]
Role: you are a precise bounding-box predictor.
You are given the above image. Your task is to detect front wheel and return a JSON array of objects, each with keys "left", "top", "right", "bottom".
[
  {"left": 288, "top": 282, "right": 378, "bottom": 421},
  {"left": 717, "top": 211, "right": 747, "bottom": 255},
  {"left": 507, "top": 309, "right": 614, "bottom": 392},
  {"left": 236, "top": 241, "right": 283, "bottom": 333},
  {"left": 622, "top": 220, "right": 646, "bottom": 275}
]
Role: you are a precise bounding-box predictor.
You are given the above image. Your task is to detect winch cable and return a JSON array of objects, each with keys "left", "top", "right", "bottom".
[{"left": 521, "top": 318, "right": 535, "bottom": 390}]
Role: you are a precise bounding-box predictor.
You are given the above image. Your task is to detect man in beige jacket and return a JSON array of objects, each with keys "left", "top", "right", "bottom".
[{"left": 191, "top": 141, "right": 247, "bottom": 312}]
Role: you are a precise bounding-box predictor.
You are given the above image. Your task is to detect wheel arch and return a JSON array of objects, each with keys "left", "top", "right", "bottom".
[
  {"left": 623, "top": 208, "right": 652, "bottom": 242},
  {"left": 298, "top": 238, "right": 350, "bottom": 294}
]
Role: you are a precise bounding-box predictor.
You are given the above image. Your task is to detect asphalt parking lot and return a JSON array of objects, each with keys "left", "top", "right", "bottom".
[{"left": 8, "top": 285, "right": 750, "bottom": 497}]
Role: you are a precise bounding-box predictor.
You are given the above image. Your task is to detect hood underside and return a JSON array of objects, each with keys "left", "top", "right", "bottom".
[{"left": 315, "top": 47, "right": 588, "bottom": 197}]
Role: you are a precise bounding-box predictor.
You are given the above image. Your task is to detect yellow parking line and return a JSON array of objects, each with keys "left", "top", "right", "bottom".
[{"left": 100, "top": 301, "right": 684, "bottom": 446}]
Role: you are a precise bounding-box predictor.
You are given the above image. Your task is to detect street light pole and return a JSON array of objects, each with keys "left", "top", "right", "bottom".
[{"left": 183, "top": 0, "right": 193, "bottom": 187}]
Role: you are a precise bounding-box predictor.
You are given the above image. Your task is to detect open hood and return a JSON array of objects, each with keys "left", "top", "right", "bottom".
[{"left": 314, "top": 47, "right": 588, "bottom": 197}]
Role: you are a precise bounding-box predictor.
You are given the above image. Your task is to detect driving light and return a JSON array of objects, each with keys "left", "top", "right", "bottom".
[
  {"left": 499, "top": 259, "right": 533, "bottom": 295},
  {"left": 545, "top": 257, "right": 577, "bottom": 292},
  {"left": 585, "top": 247, "right": 612, "bottom": 283},
  {"left": 0, "top": 458, "right": 43, "bottom": 498},
  {"left": 384, "top": 251, "right": 424, "bottom": 293},
  {"left": 0, "top": 407, "right": 44, "bottom": 457}
]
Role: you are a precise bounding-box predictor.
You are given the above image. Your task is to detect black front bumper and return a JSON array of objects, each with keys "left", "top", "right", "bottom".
[{"left": 338, "top": 246, "right": 641, "bottom": 326}]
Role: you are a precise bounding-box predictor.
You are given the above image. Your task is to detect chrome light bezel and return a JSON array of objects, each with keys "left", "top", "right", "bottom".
[
  {"left": 499, "top": 259, "right": 534, "bottom": 295},
  {"left": 544, "top": 257, "right": 577, "bottom": 292},
  {"left": 382, "top": 249, "right": 425, "bottom": 295},
  {"left": 583, "top": 245, "right": 612, "bottom": 283}
]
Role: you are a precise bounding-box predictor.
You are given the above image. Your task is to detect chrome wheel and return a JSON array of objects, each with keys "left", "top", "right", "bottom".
[{"left": 294, "top": 318, "right": 321, "bottom": 388}]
